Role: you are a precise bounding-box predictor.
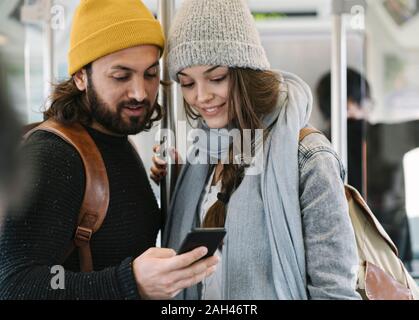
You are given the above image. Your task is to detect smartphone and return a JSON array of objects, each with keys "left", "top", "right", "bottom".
[{"left": 177, "top": 227, "right": 226, "bottom": 259}]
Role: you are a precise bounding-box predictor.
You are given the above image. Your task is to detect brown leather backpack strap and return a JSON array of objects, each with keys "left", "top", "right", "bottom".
[
  {"left": 298, "top": 127, "right": 323, "bottom": 143},
  {"left": 25, "top": 119, "right": 109, "bottom": 272},
  {"left": 22, "top": 122, "right": 43, "bottom": 135}
]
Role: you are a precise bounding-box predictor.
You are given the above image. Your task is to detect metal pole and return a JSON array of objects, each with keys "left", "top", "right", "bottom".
[
  {"left": 158, "top": 0, "right": 176, "bottom": 218},
  {"left": 24, "top": 28, "right": 32, "bottom": 123},
  {"left": 331, "top": 5, "right": 348, "bottom": 182},
  {"left": 331, "top": 0, "right": 367, "bottom": 183},
  {"left": 43, "top": 0, "right": 54, "bottom": 102},
  {"left": 21, "top": 0, "right": 54, "bottom": 121}
]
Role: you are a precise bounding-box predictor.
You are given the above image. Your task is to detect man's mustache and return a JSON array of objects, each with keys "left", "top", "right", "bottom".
[{"left": 119, "top": 99, "right": 151, "bottom": 109}]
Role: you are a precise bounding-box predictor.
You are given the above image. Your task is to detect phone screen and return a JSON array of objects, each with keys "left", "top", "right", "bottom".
[{"left": 177, "top": 227, "right": 226, "bottom": 259}]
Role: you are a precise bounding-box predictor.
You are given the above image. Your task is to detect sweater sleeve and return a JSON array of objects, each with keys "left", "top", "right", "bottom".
[
  {"left": 0, "top": 131, "right": 140, "bottom": 300},
  {"left": 298, "top": 142, "right": 361, "bottom": 300}
]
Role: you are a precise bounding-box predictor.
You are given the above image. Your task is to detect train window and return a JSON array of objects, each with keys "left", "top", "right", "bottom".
[{"left": 404, "top": 148, "right": 419, "bottom": 274}]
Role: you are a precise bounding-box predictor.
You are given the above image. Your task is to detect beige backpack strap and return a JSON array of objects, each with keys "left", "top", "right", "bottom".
[
  {"left": 25, "top": 119, "right": 109, "bottom": 272},
  {"left": 298, "top": 127, "right": 323, "bottom": 143},
  {"left": 344, "top": 184, "right": 399, "bottom": 255}
]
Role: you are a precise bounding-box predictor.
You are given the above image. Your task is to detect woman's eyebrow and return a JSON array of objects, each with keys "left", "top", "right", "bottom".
[
  {"left": 204, "top": 65, "right": 222, "bottom": 74},
  {"left": 178, "top": 65, "right": 223, "bottom": 77}
]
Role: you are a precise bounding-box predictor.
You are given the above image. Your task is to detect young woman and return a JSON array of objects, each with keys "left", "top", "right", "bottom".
[{"left": 151, "top": 0, "right": 360, "bottom": 300}]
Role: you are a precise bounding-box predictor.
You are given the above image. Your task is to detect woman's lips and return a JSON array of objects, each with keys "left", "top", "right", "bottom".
[{"left": 200, "top": 102, "right": 225, "bottom": 117}]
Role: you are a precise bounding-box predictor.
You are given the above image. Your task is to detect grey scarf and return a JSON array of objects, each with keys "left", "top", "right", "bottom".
[
  {"left": 193, "top": 122, "right": 233, "bottom": 163},
  {"left": 162, "top": 70, "right": 313, "bottom": 299}
]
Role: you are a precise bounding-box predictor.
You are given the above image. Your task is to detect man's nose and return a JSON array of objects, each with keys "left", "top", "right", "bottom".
[{"left": 128, "top": 77, "right": 147, "bottom": 102}]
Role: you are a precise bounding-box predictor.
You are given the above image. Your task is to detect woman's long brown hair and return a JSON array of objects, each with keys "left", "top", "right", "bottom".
[{"left": 184, "top": 68, "right": 281, "bottom": 228}]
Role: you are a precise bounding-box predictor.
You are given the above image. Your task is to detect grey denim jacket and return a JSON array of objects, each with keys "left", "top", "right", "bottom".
[
  {"left": 296, "top": 131, "right": 360, "bottom": 299},
  {"left": 213, "top": 129, "right": 361, "bottom": 299}
]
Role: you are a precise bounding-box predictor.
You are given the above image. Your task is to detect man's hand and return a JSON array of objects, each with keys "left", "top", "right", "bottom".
[{"left": 132, "top": 246, "right": 219, "bottom": 299}]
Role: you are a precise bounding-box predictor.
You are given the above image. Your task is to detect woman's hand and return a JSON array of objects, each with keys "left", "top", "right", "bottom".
[
  {"left": 150, "top": 144, "right": 168, "bottom": 185},
  {"left": 150, "top": 145, "right": 182, "bottom": 184}
]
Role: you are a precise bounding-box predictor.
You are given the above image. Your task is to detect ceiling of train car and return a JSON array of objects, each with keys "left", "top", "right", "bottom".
[
  {"left": 0, "top": 0, "right": 326, "bottom": 54},
  {"left": 1, "top": 0, "right": 419, "bottom": 57}
]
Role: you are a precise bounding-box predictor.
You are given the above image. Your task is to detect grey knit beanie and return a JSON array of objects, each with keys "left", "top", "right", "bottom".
[{"left": 168, "top": 0, "right": 270, "bottom": 81}]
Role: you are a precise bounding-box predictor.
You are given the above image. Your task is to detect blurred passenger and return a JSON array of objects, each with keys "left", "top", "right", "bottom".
[
  {"left": 0, "top": 58, "right": 21, "bottom": 225},
  {"left": 316, "top": 68, "right": 413, "bottom": 268},
  {"left": 151, "top": 0, "right": 360, "bottom": 300},
  {"left": 316, "top": 68, "right": 370, "bottom": 195},
  {"left": 367, "top": 121, "right": 414, "bottom": 269},
  {"left": 0, "top": 0, "right": 218, "bottom": 300}
]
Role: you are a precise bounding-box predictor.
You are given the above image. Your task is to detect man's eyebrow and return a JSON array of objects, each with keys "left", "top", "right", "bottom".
[
  {"left": 110, "top": 61, "right": 160, "bottom": 72},
  {"left": 110, "top": 65, "right": 134, "bottom": 72},
  {"left": 178, "top": 65, "right": 223, "bottom": 77},
  {"left": 146, "top": 61, "right": 160, "bottom": 70}
]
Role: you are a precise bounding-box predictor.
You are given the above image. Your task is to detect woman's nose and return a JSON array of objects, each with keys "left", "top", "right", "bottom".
[{"left": 196, "top": 84, "right": 213, "bottom": 104}]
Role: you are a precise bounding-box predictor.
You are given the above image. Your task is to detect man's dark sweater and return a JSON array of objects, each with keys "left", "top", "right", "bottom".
[{"left": 0, "top": 126, "right": 162, "bottom": 299}]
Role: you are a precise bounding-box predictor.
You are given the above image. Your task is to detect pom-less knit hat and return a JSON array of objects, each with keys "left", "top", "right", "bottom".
[
  {"left": 168, "top": 0, "right": 270, "bottom": 81},
  {"left": 68, "top": 0, "right": 164, "bottom": 76}
]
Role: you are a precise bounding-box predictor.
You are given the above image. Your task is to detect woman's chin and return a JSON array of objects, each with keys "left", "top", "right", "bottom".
[{"left": 203, "top": 118, "right": 229, "bottom": 129}]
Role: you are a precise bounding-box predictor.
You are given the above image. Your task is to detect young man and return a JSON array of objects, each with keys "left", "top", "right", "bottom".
[
  {"left": 316, "top": 68, "right": 413, "bottom": 268},
  {"left": 316, "top": 68, "right": 371, "bottom": 195},
  {"left": 0, "top": 0, "right": 218, "bottom": 300}
]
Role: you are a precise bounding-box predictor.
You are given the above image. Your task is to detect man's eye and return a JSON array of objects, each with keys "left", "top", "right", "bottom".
[
  {"left": 113, "top": 76, "right": 129, "bottom": 82},
  {"left": 145, "top": 73, "right": 158, "bottom": 79},
  {"left": 145, "top": 66, "right": 159, "bottom": 78}
]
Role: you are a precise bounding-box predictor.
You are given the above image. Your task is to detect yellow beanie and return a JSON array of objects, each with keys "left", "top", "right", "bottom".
[{"left": 68, "top": 0, "right": 164, "bottom": 75}]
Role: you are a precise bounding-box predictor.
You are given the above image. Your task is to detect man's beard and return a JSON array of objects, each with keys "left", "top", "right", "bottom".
[{"left": 86, "top": 81, "right": 155, "bottom": 135}]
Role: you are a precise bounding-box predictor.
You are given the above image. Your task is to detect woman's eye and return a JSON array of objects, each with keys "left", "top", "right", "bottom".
[
  {"left": 180, "top": 82, "right": 194, "bottom": 88},
  {"left": 211, "top": 75, "right": 227, "bottom": 82}
]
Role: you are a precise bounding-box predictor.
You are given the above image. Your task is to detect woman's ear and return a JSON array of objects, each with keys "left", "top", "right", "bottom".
[{"left": 73, "top": 69, "right": 88, "bottom": 91}]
